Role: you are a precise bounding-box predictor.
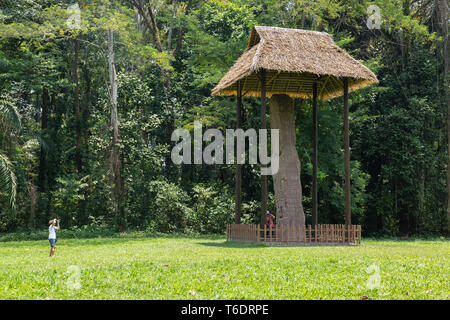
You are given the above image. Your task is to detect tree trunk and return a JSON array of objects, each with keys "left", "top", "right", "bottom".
[
  {"left": 36, "top": 87, "right": 49, "bottom": 226},
  {"left": 73, "top": 37, "right": 82, "bottom": 173},
  {"left": 300, "top": 10, "right": 306, "bottom": 29},
  {"left": 344, "top": 79, "right": 351, "bottom": 226},
  {"left": 269, "top": 94, "right": 305, "bottom": 235},
  {"left": 418, "top": 168, "right": 425, "bottom": 233},
  {"left": 28, "top": 184, "right": 37, "bottom": 228},
  {"left": 82, "top": 64, "right": 91, "bottom": 148},
  {"left": 401, "top": 0, "right": 411, "bottom": 74},
  {"left": 175, "top": 0, "right": 192, "bottom": 54},
  {"left": 38, "top": 88, "right": 49, "bottom": 187},
  {"left": 312, "top": 82, "right": 318, "bottom": 226},
  {"left": 260, "top": 70, "right": 268, "bottom": 227},
  {"left": 108, "top": 29, "right": 125, "bottom": 231},
  {"left": 235, "top": 80, "right": 242, "bottom": 224},
  {"left": 148, "top": 5, "right": 163, "bottom": 52}
]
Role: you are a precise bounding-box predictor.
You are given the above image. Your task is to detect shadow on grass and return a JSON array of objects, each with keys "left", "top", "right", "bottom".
[
  {"left": 0, "top": 233, "right": 229, "bottom": 248},
  {"left": 0, "top": 237, "right": 143, "bottom": 248},
  {"left": 196, "top": 241, "right": 268, "bottom": 249}
]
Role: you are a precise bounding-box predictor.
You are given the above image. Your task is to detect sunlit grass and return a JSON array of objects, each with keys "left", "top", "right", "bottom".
[{"left": 0, "top": 237, "right": 448, "bottom": 299}]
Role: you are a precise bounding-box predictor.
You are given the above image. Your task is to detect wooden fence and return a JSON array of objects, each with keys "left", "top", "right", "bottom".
[{"left": 226, "top": 224, "right": 361, "bottom": 245}]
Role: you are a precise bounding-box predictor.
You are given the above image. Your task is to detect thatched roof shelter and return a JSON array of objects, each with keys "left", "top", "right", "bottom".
[
  {"left": 211, "top": 26, "right": 378, "bottom": 101},
  {"left": 213, "top": 26, "right": 379, "bottom": 228}
]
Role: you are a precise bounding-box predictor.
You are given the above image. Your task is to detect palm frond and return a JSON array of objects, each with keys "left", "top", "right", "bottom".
[
  {"left": 0, "top": 98, "right": 21, "bottom": 129},
  {"left": 0, "top": 153, "right": 17, "bottom": 212}
]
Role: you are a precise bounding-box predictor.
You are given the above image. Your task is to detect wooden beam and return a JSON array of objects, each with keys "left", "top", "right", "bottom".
[
  {"left": 241, "top": 89, "right": 251, "bottom": 97},
  {"left": 270, "top": 72, "right": 279, "bottom": 92},
  {"left": 260, "top": 69, "right": 268, "bottom": 227},
  {"left": 243, "top": 76, "right": 248, "bottom": 93},
  {"left": 318, "top": 76, "right": 330, "bottom": 98},
  {"left": 344, "top": 78, "right": 351, "bottom": 225},
  {"left": 312, "top": 82, "right": 318, "bottom": 226},
  {"left": 235, "top": 80, "right": 242, "bottom": 224}
]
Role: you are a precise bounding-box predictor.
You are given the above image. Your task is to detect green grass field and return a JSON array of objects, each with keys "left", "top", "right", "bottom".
[{"left": 0, "top": 237, "right": 448, "bottom": 299}]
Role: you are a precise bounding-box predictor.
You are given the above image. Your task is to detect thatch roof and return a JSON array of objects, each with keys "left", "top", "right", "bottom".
[{"left": 211, "top": 26, "right": 378, "bottom": 101}]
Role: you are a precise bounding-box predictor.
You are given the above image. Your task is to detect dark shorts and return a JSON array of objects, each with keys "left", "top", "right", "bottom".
[{"left": 49, "top": 238, "right": 57, "bottom": 247}]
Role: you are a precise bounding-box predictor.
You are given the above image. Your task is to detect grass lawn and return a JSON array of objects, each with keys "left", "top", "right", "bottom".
[{"left": 0, "top": 236, "right": 448, "bottom": 299}]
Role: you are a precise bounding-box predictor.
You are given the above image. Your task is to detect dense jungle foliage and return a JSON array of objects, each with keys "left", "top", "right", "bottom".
[{"left": 0, "top": 0, "right": 448, "bottom": 236}]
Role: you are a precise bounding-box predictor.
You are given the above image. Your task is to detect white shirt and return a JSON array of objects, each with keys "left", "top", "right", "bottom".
[{"left": 49, "top": 225, "right": 57, "bottom": 239}]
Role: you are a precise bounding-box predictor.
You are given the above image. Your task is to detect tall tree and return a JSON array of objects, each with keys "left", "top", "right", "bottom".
[
  {"left": 73, "top": 37, "right": 82, "bottom": 173},
  {"left": 108, "top": 29, "right": 125, "bottom": 230}
]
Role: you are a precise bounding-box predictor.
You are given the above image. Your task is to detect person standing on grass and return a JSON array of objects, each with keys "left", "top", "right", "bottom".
[{"left": 48, "top": 219, "right": 60, "bottom": 257}]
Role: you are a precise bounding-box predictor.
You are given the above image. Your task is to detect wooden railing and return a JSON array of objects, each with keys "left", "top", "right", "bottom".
[{"left": 227, "top": 224, "right": 361, "bottom": 245}]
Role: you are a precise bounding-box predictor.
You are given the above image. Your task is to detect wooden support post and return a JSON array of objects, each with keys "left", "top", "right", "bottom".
[
  {"left": 347, "top": 224, "right": 351, "bottom": 244},
  {"left": 333, "top": 225, "right": 336, "bottom": 244},
  {"left": 352, "top": 225, "right": 355, "bottom": 244},
  {"left": 308, "top": 225, "right": 312, "bottom": 244},
  {"left": 292, "top": 224, "right": 295, "bottom": 243},
  {"left": 312, "top": 82, "right": 318, "bottom": 226},
  {"left": 287, "top": 225, "right": 290, "bottom": 244},
  {"left": 235, "top": 81, "right": 242, "bottom": 224},
  {"left": 358, "top": 225, "right": 361, "bottom": 244},
  {"left": 294, "top": 224, "right": 296, "bottom": 243},
  {"left": 343, "top": 224, "right": 346, "bottom": 243},
  {"left": 260, "top": 70, "right": 268, "bottom": 227},
  {"left": 331, "top": 224, "right": 334, "bottom": 244},
  {"left": 353, "top": 225, "right": 356, "bottom": 244},
  {"left": 344, "top": 78, "right": 351, "bottom": 226},
  {"left": 320, "top": 225, "right": 323, "bottom": 244},
  {"left": 318, "top": 225, "right": 321, "bottom": 243},
  {"left": 288, "top": 224, "right": 291, "bottom": 243},
  {"left": 264, "top": 224, "right": 267, "bottom": 243}
]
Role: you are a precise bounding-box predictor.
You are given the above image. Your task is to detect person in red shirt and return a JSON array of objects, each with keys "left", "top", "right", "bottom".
[{"left": 266, "top": 210, "right": 275, "bottom": 227}]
